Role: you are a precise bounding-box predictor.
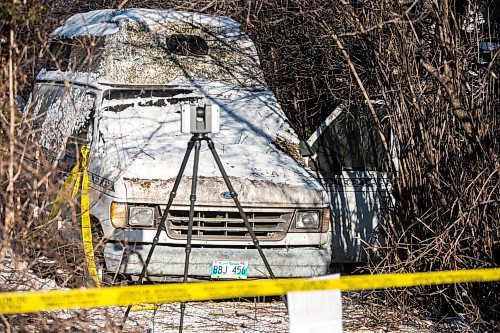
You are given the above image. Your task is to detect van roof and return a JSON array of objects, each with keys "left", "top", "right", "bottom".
[{"left": 52, "top": 9, "right": 240, "bottom": 38}]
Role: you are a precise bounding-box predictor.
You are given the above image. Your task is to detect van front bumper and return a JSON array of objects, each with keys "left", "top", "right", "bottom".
[{"left": 104, "top": 242, "right": 331, "bottom": 278}]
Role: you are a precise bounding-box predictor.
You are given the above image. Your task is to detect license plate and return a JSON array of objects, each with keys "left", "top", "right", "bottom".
[{"left": 211, "top": 260, "right": 248, "bottom": 279}]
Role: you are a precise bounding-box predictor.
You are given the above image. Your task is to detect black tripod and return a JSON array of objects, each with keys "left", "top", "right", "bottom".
[{"left": 123, "top": 133, "right": 279, "bottom": 332}]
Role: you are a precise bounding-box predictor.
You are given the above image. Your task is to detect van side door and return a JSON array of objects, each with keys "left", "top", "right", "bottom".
[{"left": 307, "top": 101, "right": 394, "bottom": 262}]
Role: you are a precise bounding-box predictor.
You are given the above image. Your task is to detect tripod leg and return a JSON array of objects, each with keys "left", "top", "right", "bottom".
[
  {"left": 204, "top": 138, "right": 276, "bottom": 278},
  {"left": 124, "top": 137, "right": 195, "bottom": 320},
  {"left": 179, "top": 139, "right": 202, "bottom": 333}
]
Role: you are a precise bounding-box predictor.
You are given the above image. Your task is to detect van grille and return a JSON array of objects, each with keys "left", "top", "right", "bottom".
[{"left": 166, "top": 209, "right": 292, "bottom": 241}]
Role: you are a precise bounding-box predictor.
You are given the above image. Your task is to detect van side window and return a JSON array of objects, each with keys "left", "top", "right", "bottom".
[
  {"left": 46, "top": 39, "right": 73, "bottom": 71},
  {"left": 166, "top": 35, "right": 209, "bottom": 56},
  {"left": 314, "top": 103, "right": 391, "bottom": 174},
  {"left": 45, "top": 36, "right": 104, "bottom": 73},
  {"left": 68, "top": 36, "right": 105, "bottom": 73}
]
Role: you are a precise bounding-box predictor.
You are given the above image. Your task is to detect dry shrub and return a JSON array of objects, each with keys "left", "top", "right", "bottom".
[
  {"left": 242, "top": 1, "right": 499, "bottom": 329},
  {"left": 248, "top": 1, "right": 498, "bottom": 329}
]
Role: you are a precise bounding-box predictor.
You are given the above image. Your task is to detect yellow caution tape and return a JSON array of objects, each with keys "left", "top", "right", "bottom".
[
  {"left": 48, "top": 162, "right": 81, "bottom": 221},
  {"left": 48, "top": 146, "right": 100, "bottom": 287},
  {"left": 0, "top": 268, "right": 498, "bottom": 314},
  {"left": 79, "top": 146, "right": 100, "bottom": 287}
]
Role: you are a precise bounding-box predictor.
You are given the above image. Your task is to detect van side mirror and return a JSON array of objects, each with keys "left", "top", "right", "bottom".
[{"left": 299, "top": 139, "right": 315, "bottom": 157}]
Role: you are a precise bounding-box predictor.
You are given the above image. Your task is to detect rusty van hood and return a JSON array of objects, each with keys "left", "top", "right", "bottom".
[
  {"left": 89, "top": 84, "right": 328, "bottom": 207},
  {"left": 121, "top": 175, "right": 325, "bottom": 207},
  {"left": 90, "top": 140, "right": 329, "bottom": 207},
  {"left": 90, "top": 138, "right": 328, "bottom": 207}
]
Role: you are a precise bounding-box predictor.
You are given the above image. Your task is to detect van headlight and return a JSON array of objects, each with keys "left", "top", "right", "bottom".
[
  {"left": 295, "top": 210, "right": 320, "bottom": 229},
  {"left": 110, "top": 202, "right": 155, "bottom": 228},
  {"left": 129, "top": 206, "right": 155, "bottom": 227},
  {"left": 110, "top": 202, "right": 128, "bottom": 228}
]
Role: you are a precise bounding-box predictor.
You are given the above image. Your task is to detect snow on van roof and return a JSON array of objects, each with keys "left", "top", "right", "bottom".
[{"left": 52, "top": 8, "right": 240, "bottom": 37}]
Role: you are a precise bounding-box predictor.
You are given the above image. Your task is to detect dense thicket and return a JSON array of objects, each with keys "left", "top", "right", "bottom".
[{"left": 1, "top": 0, "right": 498, "bottom": 330}]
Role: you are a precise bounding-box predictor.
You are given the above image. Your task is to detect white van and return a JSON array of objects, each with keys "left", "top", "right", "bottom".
[{"left": 24, "top": 9, "right": 333, "bottom": 280}]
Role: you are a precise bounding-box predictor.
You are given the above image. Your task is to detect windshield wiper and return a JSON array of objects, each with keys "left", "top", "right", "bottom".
[{"left": 102, "top": 104, "right": 133, "bottom": 112}]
